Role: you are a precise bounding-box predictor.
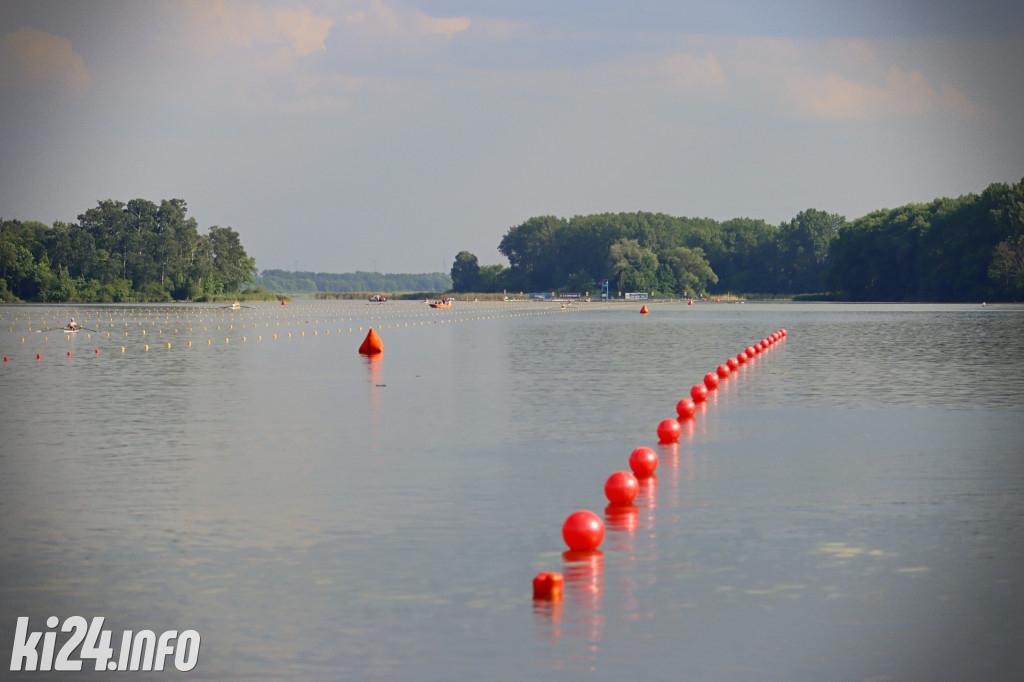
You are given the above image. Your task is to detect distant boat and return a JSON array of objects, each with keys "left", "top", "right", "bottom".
[
  {"left": 368, "top": 295, "right": 386, "bottom": 303},
  {"left": 428, "top": 298, "right": 453, "bottom": 309}
]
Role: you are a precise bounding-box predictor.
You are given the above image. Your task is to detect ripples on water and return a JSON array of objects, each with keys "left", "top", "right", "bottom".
[{"left": 1, "top": 302, "right": 1022, "bottom": 681}]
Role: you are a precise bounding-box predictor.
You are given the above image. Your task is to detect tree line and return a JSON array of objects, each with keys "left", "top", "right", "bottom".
[
  {"left": 450, "top": 178, "right": 1024, "bottom": 301},
  {"left": 256, "top": 270, "right": 451, "bottom": 294},
  {"left": 1, "top": 198, "right": 256, "bottom": 302}
]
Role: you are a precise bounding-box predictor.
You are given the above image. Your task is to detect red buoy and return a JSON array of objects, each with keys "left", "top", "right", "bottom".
[
  {"left": 562, "top": 510, "right": 605, "bottom": 551},
  {"left": 94, "top": 349, "right": 99, "bottom": 354},
  {"left": 36, "top": 354, "right": 41, "bottom": 360},
  {"left": 532, "top": 572, "right": 564, "bottom": 600},
  {"left": 358, "top": 328, "right": 383, "bottom": 355},
  {"left": 703, "top": 372, "right": 719, "bottom": 389},
  {"left": 67, "top": 351, "right": 71, "bottom": 357},
  {"left": 716, "top": 364, "right": 730, "bottom": 378},
  {"left": 727, "top": 357, "right": 739, "bottom": 371},
  {"left": 640, "top": 305, "right": 649, "bottom": 314},
  {"left": 690, "top": 383, "right": 708, "bottom": 402},
  {"left": 3, "top": 356, "right": 7, "bottom": 363},
  {"left": 675, "top": 398, "right": 696, "bottom": 419},
  {"left": 657, "top": 418, "right": 682, "bottom": 443},
  {"left": 736, "top": 352, "right": 747, "bottom": 365},
  {"left": 629, "top": 446, "right": 659, "bottom": 478},
  {"left": 745, "top": 346, "right": 756, "bottom": 358},
  {"left": 604, "top": 471, "right": 640, "bottom": 505}
]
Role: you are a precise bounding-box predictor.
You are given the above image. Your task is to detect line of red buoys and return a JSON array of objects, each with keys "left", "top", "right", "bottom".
[{"left": 532, "top": 327, "right": 788, "bottom": 602}]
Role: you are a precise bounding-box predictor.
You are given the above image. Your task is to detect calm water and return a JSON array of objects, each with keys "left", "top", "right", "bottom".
[{"left": 1, "top": 301, "right": 1022, "bottom": 681}]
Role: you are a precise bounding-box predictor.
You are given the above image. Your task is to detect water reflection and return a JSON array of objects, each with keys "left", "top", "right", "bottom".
[
  {"left": 604, "top": 504, "right": 639, "bottom": 551},
  {"left": 561, "top": 549, "right": 605, "bottom": 665}
]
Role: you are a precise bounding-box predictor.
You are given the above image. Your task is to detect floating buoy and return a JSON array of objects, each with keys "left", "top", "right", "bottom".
[
  {"left": 36, "top": 354, "right": 41, "bottom": 360},
  {"left": 745, "top": 346, "right": 756, "bottom": 358},
  {"left": 67, "top": 351, "right": 71, "bottom": 357},
  {"left": 690, "top": 384, "right": 708, "bottom": 402},
  {"left": 532, "top": 572, "right": 564, "bottom": 601},
  {"left": 736, "top": 352, "right": 747, "bottom": 365},
  {"left": 3, "top": 356, "right": 7, "bottom": 362},
  {"left": 657, "top": 418, "right": 682, "bottom": 443},
  {"left": 604, "top": 471, "right": 639, "bottom": 505},
  {"left": 688, "top": 300, "right": 694, "bottom": 306},
  {"left": 562, "top": 510, "right": 605, "bottom": 551},
  {"left": 629, "top": 446, "right": 659, "bottom": 478},
  {"left": 358, "top": 328, "right": 383, "bottom": 355},
  {"left": 716, "top": 364, "right": 730, "bottom": 378},
  {"left": 640, "top": 305, "right": 649, "bottom": 314},
  {"left": 281, "top": 300, "right": 287, "bottom": 305},
  {"left": 703, "top": 372, "right": 719, "bottom": 389},
  {"left": 676, "top": 398, "right": 696, "bottom": 419},
  {"left": 94, "top": 349, "right": 99, "bottom": 354},
  {"left": 726, "top": 357, "right": 739, "bottom": 371}
]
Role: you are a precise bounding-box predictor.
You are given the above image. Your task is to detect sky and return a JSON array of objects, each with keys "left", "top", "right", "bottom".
[{"left": 1, "top": 1, "right": 1022, "bottom": 274}]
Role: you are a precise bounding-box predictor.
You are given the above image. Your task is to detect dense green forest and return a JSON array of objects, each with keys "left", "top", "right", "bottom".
[
  {"left": 5, "top": 180, "right": 1022, "bottom": 303},
  {"left": 1, "top": 198, "right": 256, "bottom": 302},
  {"left": 256, "top": 270, "right": 451, "bottom": 294},
  {"left": 450, "top": 179, "right": 1024, "bottom": 301}
]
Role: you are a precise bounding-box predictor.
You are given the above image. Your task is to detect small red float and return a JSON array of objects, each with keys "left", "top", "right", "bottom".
[
  {"left": 562, "top": 510, "right": 605, "bottom": 551},
  {"left": 727, "top": 357, "right": 739, "bottom": 371},
  {"left": 690, "top": 383, "right": 708, "bottom": 402},
  {"left": 675, "top": 398, "right": 696, "bottom": 419},
  {"left": 532, "top": 572, "right": 564, "bottom": 600},
  {"left": 716, "top": 364, "right": 730, "bottom": 378},
  {"left": 736, "top": 352, "right": 747, "bottom": 365},
  {"left": 604, "top": 471, "right": 640, "bottom": 505},
  {"left": 656, "top": 418, "right": 682, "bottom": 443},
  {"left": 640, "top": 305, "right": 649, "bottom": 314},
  {"left": 629, "top": 446, "right": 659, "bottom": 478},
  {"left": 703, "top": 372, "right": 719, "bottom": 389}
]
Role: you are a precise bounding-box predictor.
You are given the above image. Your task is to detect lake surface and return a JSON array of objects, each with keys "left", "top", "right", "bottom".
[{"left": 1, "top": 301, "right": 1022, "bottom": 681}]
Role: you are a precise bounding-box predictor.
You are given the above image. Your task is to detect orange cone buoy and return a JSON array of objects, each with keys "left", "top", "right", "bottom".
[
  {"left": 640, "top": 305, "right": 649, "bottom": 314},
  {"left": 358, "top": 328, "right": 383, "bottom": 355}
]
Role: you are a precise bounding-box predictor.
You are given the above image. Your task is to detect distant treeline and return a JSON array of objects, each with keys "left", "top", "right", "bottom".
[
  {"left": 449, "top": 178, "right": 1024, "bottom": 301},
  {"left": 256, "top": 269, "right": 452, "bottom": 294},
  {"left": 1, "top": 198, "right": 256, "bottom": 302}
]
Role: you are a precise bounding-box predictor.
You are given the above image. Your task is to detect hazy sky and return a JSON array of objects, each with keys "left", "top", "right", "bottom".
[{"left": 2, "top": 1, "right": 1022, "bottom": 274}]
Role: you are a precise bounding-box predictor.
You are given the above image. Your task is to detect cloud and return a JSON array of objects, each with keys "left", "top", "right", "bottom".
[
  {"left": 789, "top": 65, "right": 937, "bottom": 120},
  {"left": 181, "top": 0, "right": 333, "bottom": 57},
  {"left": 339, "top": 0, "right": 471, "bottom": 43},
  {"left": 0, "top": 26, "right": 92, "bottom": 95},
  {"left": 728, "top": 36, "right": 983, "bottom": 122},
  {"left": 648, "top": 52, "right": 726, "bottom": 90}
]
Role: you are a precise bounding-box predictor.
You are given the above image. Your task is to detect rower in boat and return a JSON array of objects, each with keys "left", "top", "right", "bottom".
[{"left": 67, "top": 318, "right": 80, "bottom": 331}]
